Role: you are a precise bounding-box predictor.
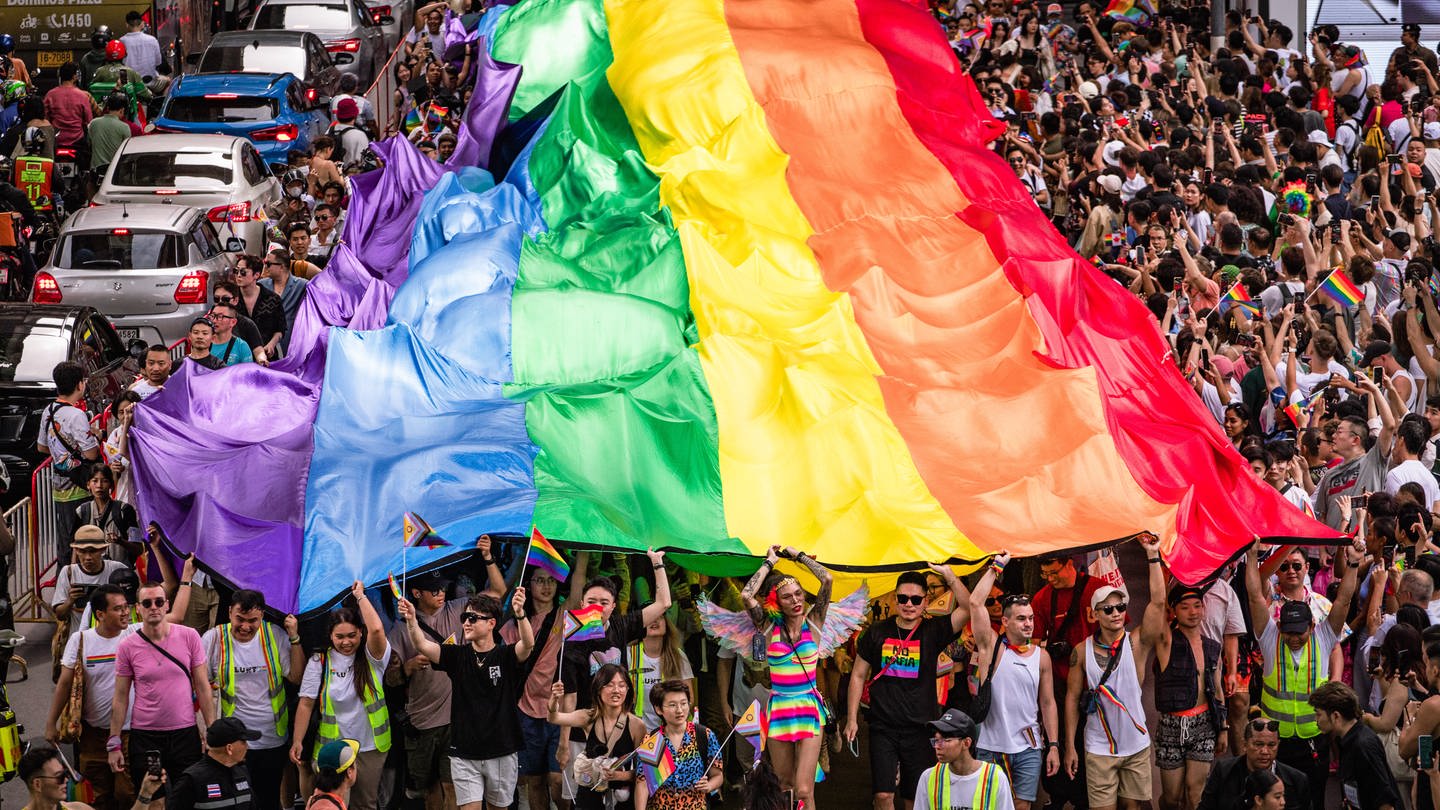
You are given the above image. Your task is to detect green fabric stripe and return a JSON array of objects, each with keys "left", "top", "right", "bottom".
[{"left": 497, "top": 5, "right": 743, "bottom": 564}]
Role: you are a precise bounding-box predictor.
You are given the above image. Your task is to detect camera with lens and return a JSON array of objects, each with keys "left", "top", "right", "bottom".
[{"left": 1048, "top": 639, "right": 1073, "bottom": 661}]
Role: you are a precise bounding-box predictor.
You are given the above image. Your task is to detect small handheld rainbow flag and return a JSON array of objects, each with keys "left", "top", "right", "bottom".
[
  {"left": 635, "top": 728, "right": 665, "bottom": 765},
  {"left": 1104, "top": 0, "right": 1154, "bottom": 23},
  {"left": 637, "top": 732, "right": 677, "bottom": 791},
  {"left": 402, "top": 105, "right": 423, "bottom": 133},
  {"left": 1318, "top": 267, "right": 1363, "bottom": 309},
  {"left": 1217, "top": 282, "right": 1260, "bottom": 319},
  {"left": 525, "top": 528, "right": 570, "bottom": 582},
  {"left": 388, "top": 573, "right": 403, "bottom": 600},
  {"left": 403, "top": 512, "right": 451, "bottom": 549},
  {"left": 1282, "top": 393, "right": 1316, "bottom": 428},
  {"left": 734, "top": 699, "right": 769, "bottom": 764},
  {"left": 563, "top": 603, "right": 606, "bottom": 642}
]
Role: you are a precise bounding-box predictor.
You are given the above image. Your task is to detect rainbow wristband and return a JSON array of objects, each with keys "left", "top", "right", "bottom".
[{"left": 105, "top": 735, "right": 122, "bottom": 752}]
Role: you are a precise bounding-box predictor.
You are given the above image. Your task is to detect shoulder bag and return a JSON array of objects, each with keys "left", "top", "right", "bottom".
[
  {"left": 968, "top": 635, "right": 1006, "bottom": 725},
  {"left": 44, "top": 404, "right": 93, "bottom": 489},
  {"left": 56, "top": 631, "right": 84, "bottom": 743},
  {"left": 1079, "top": 635, "right": 1126, "bottom": 719},
  {"left": 784, "top": 623, "right": 837, "bottom": 735}
]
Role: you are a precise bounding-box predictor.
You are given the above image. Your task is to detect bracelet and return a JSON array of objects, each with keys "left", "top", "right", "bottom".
[
  {"left": 138, "top": 795, "right": 155, "bottom": 804},
  {"left": 1147, "top": 557, "right": 1162, "bottom": 564},
  {"left": 1044, "top": 741, "right": 1060, "bottom": 750},
  {"left": 288, "top": 636, "right": 301, "bottom": 644},
  {"left": 481, "top": 557, "right": 495, "bottom": 566},
  {"left": 652, "top": 563, "right": 665, "bottom": 571},
  {"left": 180, "top": 580, "right": 192, "bottom": 587},
  {"left": 106, "top": 735, "right": 122, "bottom": 752}
]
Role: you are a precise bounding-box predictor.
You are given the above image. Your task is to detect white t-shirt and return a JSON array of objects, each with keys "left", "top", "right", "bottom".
[
  {"left": 300, "top": 644, "right": 392, "bottom": 751},
  {"left": 39, "top": 402, "right": 97, "bottom": 488},
  {"left": 1200, "top": 577, "right": 1247, "bottom": 647},
  {"left": 119, "top": 31, "right": 163, "bottom": 79},
  {"left": 129, "top": 379, "right": 163, "bottom": 399},
  {"left": 912, "top": 763, "right": 1016, "bottom": 810},
  {"left": 1260, "top": 615, "right": 1338, "bottom": 683},
  {"left": 62, "top": 623, "right": 137, "bottom": 728},
  {"left": 53, "top": 561, "right": 128, "bottom": 636},
  {"left": 635, "top": 649, "right": 695, "bottom": 730},
  {"left": 203, "top": 625, "right": 294, "bottom": 749},
  {"left": 1386, "top": 459, "right": 1440, "bottom": 508}
]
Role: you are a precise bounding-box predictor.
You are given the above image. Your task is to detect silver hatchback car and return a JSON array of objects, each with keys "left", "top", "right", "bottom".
[
  {"left": 33, "top": 205, "right": 233, "bottom": 347},
  {"left": 248, "top": 0, "right": 390, "bottom": 88}
]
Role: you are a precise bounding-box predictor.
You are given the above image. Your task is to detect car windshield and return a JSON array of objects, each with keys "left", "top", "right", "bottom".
[
  {"left": 199, "top": 44, "right": 306, "bottom": 77},
  {"left": 164, "top": 96, "right": 279, "bottom": 124},
  {"left": 254, "top": 3, "right": 351, "bottom": 30},
  {"left": 56, "top": 232, "right": 185, "bottom": 270},
  {"left": 0, "top": 319, "right": 70, "bottom": 383},
  {"left": 109, "top": 151, "right": 234, "bottom": 189}
]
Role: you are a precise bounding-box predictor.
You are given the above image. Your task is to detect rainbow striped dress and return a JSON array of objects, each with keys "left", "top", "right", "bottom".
[{"left": 766, "top": 621, "right": 825, "bottom": 742}]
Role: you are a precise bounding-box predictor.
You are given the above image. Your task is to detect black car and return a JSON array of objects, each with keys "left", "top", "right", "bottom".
[
  {"left": 196, "top": 30, "right": 343, "bottom": 103},
  {"left": 0, "top": 305, "right": 145, "bottom": 498}
]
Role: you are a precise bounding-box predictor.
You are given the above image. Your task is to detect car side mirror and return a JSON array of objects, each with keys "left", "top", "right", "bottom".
[
  {"left": 185, "top": 52, "right": 201, "bottom": 67},
  {"left": 225, "top": 237, "right": 245, "bottom": 253},
  {"left": 378, "top": 14, "right": 394, "bottom": 24},
  {"left": 127, "top": 339, "right": 148, "bottom": 360}
]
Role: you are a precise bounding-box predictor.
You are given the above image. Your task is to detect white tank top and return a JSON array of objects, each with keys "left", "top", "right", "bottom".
[
  {"left": 1395, "top": 367, "right": 1424, "bottom": 414},
  {"left": 977, "top": 640, "right": 1044, "bottom": 754},
  {"left": 1082, "top": 635, "right": 1150, "bottom": 757}
]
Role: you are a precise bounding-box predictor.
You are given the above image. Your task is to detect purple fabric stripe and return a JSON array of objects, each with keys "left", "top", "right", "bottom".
[{"left": 128, "top": 57, "right": 521, "bottom": 614}]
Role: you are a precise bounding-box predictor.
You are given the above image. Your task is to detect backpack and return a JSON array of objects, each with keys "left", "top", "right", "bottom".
[
  {"left": 1362, "top": 108, "right": 1389, "bottom": 156},
  {"left": 1336, "top": 119, "right": 1360, "bottom": 160}
]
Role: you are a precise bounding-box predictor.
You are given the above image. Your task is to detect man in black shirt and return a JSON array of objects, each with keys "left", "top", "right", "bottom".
[
  {"left": 400, "top": 589, "right": 534, "bottom": 810},
  {"left": 168, "top": 718, "right": 259, "bottom": 810},
  {"left": 844, "top": 566, "right": 970, "bottom": 810},
  {"left": 1310, "top": 681, "right": 1401, "bottom": 810},
  {"left": 1197, "top": 714, "right": 1308, "bottom": 810}
]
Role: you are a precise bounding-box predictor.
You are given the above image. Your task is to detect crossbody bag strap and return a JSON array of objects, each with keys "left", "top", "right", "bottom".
[
  {"left": 865, "top": 620, "right": 922, "bottom": 690},
  {"left": 45, "top": 403, "right": 83, "bottom": 459},
  {"left": 1093, "top": 634, "right": 1126, "bottom": 692},
  {"left": 138, "top": 629, "right": 192, "bottom": 680}
]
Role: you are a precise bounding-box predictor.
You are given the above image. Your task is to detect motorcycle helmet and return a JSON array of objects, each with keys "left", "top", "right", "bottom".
[
  {"left": 0, "top": 34, "right": 13, "bottom": 56},
  {"left": 282, "top": 169, "right": 306, "bottom": 197},
  {"left": 0, "top": 81, "right": 25, "bottom": 107},
  {"left": 91, "top": 26, "right": 111, "bottom": 52},
  {"left": 20, "top": 127, "right": 43, "bottom": 154},
  {"left": 105, "top": 39, "right": 126, "bottom": 61}
]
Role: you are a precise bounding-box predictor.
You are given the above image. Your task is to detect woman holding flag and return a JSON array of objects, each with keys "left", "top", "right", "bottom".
[{"left": 547, "top": 664, "right": 646, "bottom": 810}]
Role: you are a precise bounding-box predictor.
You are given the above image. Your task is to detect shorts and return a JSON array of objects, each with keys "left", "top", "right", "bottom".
[
  {"left": 976, "top": 747, "right": 1043, "bottom": 803},
  {"left": 867, "top": 724, "right": 934, "bottom": 799},
  {"left": 451, "top": 753, "right": 519, "bottom": 807},
  {"left": 406, "top": 724, "right": 453, "bottom": 794},
  {"left": 518, "top": 713, "right": 563, "bottom": 776},
  {"left": 1154, "top": 710, "right": 1218, "bottom": 770},
  {"left": 1085, "top": 747, "right": 1153, "bottom": 805},
  {"left": 127, "top": 725, "right": 202, "bottom": 798}
]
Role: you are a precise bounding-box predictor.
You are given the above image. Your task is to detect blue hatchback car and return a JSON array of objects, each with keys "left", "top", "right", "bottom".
[{"left": 153, "top": 73, "right": 330, "bottom": 163}]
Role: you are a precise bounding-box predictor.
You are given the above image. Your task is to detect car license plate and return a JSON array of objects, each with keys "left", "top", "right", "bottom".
[
  {"left": 117, "top": 328, "right": 139, "bottom": 343},
  {"left": 37, "top": 51, "right": 72, "bottom": 69}
]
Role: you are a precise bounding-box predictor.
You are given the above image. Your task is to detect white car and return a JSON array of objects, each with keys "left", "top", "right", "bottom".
[
  {"left": 34, "top": 205, "right": 234, "bottom": 346},
  {"left": 93, "top": 134, "right": 281, "bottom": 257}
]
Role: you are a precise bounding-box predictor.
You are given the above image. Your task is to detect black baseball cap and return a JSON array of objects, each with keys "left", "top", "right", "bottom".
[
  {"left": 1404, "top": 22, "right": 1422, "bottom": 34},
  {"left": 407, "top": 570, "right": 450, "bottom": 593},
  {"left": 1278, "top": 601, "right": 1313, "bottom": 634},
  {"left": 207, "top": 717, "right": 261, "bottom": 746},
  {"left": 928, "top": 709, "right": 978, "bottom": 740},
  {"left": 1167, "top": 584, "right": 1207, "bottom": 606}
]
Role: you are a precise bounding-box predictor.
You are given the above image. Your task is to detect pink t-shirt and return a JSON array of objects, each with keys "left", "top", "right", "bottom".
[{"left": 115, "top": 624, "right": 205, "bottom": 731}]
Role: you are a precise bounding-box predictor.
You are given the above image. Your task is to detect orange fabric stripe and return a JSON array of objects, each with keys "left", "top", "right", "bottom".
[{"left": 723, "top": 0, "right": 1176, "bottom": 554}]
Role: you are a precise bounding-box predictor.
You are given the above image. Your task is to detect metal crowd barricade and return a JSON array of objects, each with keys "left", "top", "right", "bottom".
[
  {"left": 366, "top": 37, "right": 403, "bottom": 137},
  {"left": 3, "top": 495, "right": 37, "bottom": 622}
]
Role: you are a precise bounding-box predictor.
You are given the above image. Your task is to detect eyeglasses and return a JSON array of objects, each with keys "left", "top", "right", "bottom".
[
  {"left": 1277, "top": 561, "right": 1305, "bottom": 573},
  {"left": 214, "top": 296, "right": 235, "bottom": 304},
  {"left": 1096, "top": 602, "right": 1128, "bottom": 615},
  {"left": 316, "top": 214, "right": 333, "bottom": 221},
  {"left": 461, "top": 612, "right": 494, "bottom": 624},
  {"left": 234, "top": 268, "right": 253, "bottom": 276},
  {"left": 929, "top": 737, "right": 960, "bottom": 747},
  {"left": 209, "top": 313, "right": 235, "bottom": 321},
  {"left": 985, "top": 596, "right": 1002, "bottom": 607},
  {"left": 35, "top": 773, "right": 67, "bottom": 783},
  {"left": 1249, "top": 718, "right": 1280, "bottom": 732},
  {"left": 264, "top": 260, "right": 283, "bottom": 268},
  {"left": 895, "top": 594, "right": 925, "bottom": 606},
  {"left": 1009, "top": 158, "right": 1026, "bottom": 165},
  {"left": 1001, "top": 594, "right": 1031, "bottom": 607},
  {"left": 139, "top": 597, "right": 166, "bottom": 608},
  {"left": 660, "top": 701, "right": 690, "bottom": 710}
]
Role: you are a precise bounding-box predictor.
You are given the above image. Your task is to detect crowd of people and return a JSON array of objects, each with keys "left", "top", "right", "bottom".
[{"left": 17, "top": 0, "right": 1440, "bottom": 807}]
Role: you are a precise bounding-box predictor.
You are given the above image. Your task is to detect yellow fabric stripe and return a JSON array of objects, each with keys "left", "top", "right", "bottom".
[{"left": 604, "top": 0, "right": 985, "bottom": 577}]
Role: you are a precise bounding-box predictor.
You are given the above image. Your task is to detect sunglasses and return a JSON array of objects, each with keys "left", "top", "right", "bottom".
[
  {"left": 460, "top": 612, "right": 494, "bottom": 624},
  {"left": 985, "top": 596, "right": 1002, "bottom": 606},
  {"left": 139, "top": 597, "right": 167, "bottom": 608},
  {"left": 316, "top": 214, "right": 333, "bottom": 221},
  {"left": 264, "top": 260, "right": 284, "bottom": 268},
  {"left": 1277, "top": 561, "right": 1305, "bottom": 573},
  {"left": 234, "top": 268, "right": 253, "bottom": 276},
  {"left": 1249, "top": 718, "right": 1280, "bottom": 732},
  {"left": 214, "top": 296, "right": 235, "bottom": 304},
  {"left": 1096, "top": 602, "right": 1128, "bottom": 615},
  {"left": 895, "top": 594, "right": 925, "bottom": 606}
]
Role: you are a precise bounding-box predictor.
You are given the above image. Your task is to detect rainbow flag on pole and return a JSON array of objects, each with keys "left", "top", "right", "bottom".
[
  {"left": 388, "top": 573, "right": 403, "bottom": 600},
  {"left": 525, "top": 528, "right": 570, "bottom": 581},
  {"left": 1104, "top": 0, "right": 1154, "bottom": 24},
  {"left": 1217, "top": 282, "right": 1260, "bottom": 319},
  {"left": 636, "top": 731, "right": 677, "bottom": 791},
  {"left": 734, "top": 699, "right": 769, "bottom": 764},
  {"left": 563, "top": 603, "right": 606, "bottom": 642},
  {"left": 1319, "top": 267, "right": 1363, "bottom": 309},
  {"left": 1282, "top": 392, "right": 1316, "bottom": 428},
  {"left": 403, "top": 512, "right": 451, "bottom": 549}
]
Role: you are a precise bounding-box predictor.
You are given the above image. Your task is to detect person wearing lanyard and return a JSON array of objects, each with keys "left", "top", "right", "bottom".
[{"left": 913, "top": 709, "right": 1014, "bottom": 810}]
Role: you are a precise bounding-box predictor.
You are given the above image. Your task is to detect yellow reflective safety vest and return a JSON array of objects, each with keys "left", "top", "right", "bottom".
[
  {"left": 316, "top": 651, "right": 391, "bottom": 754},
  {"left": 1261, "top": 631, "right": 1323, "bottom": 739},
  {"left": 926, "top": 760, "right": 1007, "bottom": 809}
]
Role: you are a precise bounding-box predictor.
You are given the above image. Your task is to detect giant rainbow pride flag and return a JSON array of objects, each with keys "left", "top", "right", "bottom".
[{"left": 129, "top": 0, "right": 1340, "bottom": 615}]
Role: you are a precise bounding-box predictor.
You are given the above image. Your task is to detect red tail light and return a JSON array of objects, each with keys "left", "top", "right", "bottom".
[
  {"left": 369, "top": 4, "right": 390, "bottom": 21},
  {"left": 32, "top": 272, "right": 61, "bottom": 304},
  {"left": 174, "top": 270, "right": 209, "bottom": 304},
  {"left": 305, "top": 87, "right": 317, "bottom": 102},
  {"left": 250, "top": 124, "right": 298, "bottom": 142},
  {"left": 206, "top": 202, "right": 251, "bottom": 223},
  {"left": 56, "top": 147, "right": 76, "bottom": 160},
  {"left": 325, "top": 38, "right": 361, "bottom": 52}
]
